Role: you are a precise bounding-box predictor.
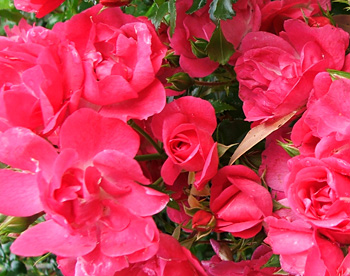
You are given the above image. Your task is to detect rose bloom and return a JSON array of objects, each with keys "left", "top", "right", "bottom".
[
  {"left": 261, "top": 0, "right": 331, "bottom": 33},
  {"left": 114, "top": 233, "right": 208, "bottom": 276},
  {"left": 14, "top": 0, "right": 65, "bottom": 18},
  {"left": 302, "top": 74, "right": 350, "bottom": 141},
  {"left": 151, "top": 96, "right": 218, "bottom": 190},
  {"left": 235, "top": 19, "right": 348, "bottom": 123},
  {"left": 285, "top": 138, "right": 350, "bottom": 244},
  {"left": 265, "top": 216, "right": 345, "bottom": 276},
  {"left": 169, "top": 0, "right": 265, "bottom": 77},
  {"left": 0, "top": 20, "right": 83, "bottom": 137},
  {"left": 210, "top": 165, "right": 272, "bottom": 238},
  {"left": 53, "top": 5, "right": 167, "bottom": 121},
  {"left": 203, "top": 244, "right": 283, "bottom": 276},
  {"left": 0, "top": 109, "right": 169, "bottom": 275}
]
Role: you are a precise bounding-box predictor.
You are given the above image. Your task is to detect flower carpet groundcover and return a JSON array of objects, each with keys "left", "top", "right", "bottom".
[{"left": 0, "top": 0, "right": 350, "bottom": 275}]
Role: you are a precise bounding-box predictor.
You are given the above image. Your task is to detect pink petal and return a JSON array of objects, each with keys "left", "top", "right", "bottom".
[
  {"left": 0, "top": 127, "right": 57, "bottom": 173},
  {"left": 100, "top": 215, "right": 158, "bottom": 259},
  {"left": 161, "top": 158, "right": 182, "bottom": 186},
  {"left": 11, "top": 220, "right": 97, "bottom": 257},
  {"left": 0, "top": 170, "right": 42, "bottom": 216},
  {"left": 60, "top": 109, "right": 140, "bottom": 162},
  {"left": 100, "top": 79, "right": 166, "bottom": 122}
]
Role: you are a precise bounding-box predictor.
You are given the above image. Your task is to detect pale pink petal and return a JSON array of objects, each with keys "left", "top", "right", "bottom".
[
  {"left": 60, "top": 109, "right": 140, "bottom": 162},
  {"left": 0, "top": 170, "right": 42, "bottom": 216},
  {"left": 11, "top": 219, "right": 97, "bottom": 257}
]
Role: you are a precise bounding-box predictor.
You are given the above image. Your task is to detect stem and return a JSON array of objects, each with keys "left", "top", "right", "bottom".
[
  {"left": 152, "top": 176, "right": 164, "bottom": 186},
  {"left": 194, "top": 80, "right": 234, "bottom": 87},
  {"left": 134, "top": 153, "right": 167, "bottom": 161},
  {"left": 128, "top": 120, "right": 165, "bottom": 155}
]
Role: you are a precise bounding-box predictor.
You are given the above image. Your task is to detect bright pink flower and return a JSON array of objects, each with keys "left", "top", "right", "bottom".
[
  {"left": 259, "top": 126, "right": 292, "bottom": 192},
  {"left": 303, "top": 76, "right": 350, "bottom": 141},
  {"left": 291, "top": 115, "right": 320, "bottom": 157},
  {"left": 285, "top": 150, "right": 350, "bottom": 244},
  {"left": 53, "top": 5, "right": 167, "bottom": 121},
  {"left": 202, "top": 244, "right": 283, "bottom": 276},
  {"left": 0, "top": 109, "right": 168, "bottom": 274},
  {"left": 235, "top": 19, "right": 348, "bottom": 123},
  {"left": 210, "top": 165, "right": 272, "bottom": 238},
  {"left": 14, "top": 0, "right": 65, "bottom": 18},
  {"left": 168, "top": 0, "right": 216, "bottom": 78},
  {"left": 261, "top": 0, "right": 331, "bottom": 33},
  {"left": 151, "top": 96, "right": 218, "bottom": 190},
  {"left": 169, "top": 0, "right": 265, "bottom": 77},
  {"left": 0, "top": 20, "right": 83, "bottom": 137},
  {"left": 265, "top": 217, "right": 344, "bottom": 276},
  {"left": 114, "top": 233, "right": 208, "bottom": 276}
]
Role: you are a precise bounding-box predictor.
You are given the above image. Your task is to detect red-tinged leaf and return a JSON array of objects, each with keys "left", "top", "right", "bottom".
[{"left": 228, "top": 110, "right": 298, "bottom": 165}]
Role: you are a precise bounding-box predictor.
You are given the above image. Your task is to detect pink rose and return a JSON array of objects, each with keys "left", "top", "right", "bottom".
[
  {"left": 210, "top": 165, "right": 272, "bottom": 238},
  {"left": 151, "top": 96, "right": 218, "bottom": 190},
  {"left": 302, "top": 76, "right": 350, "bottom": 141},
  {"left": 53, "top": 5, "right": 167, "bottom": 121},
  {"left": 235, "top": 19, "right": 348, "bottom": 123},
  {"left": 285, "top": 148, "right": 350, "bottom": 243},
  {"left": 265, "top": 217, "right": 344, "bottom": 276},
  {"left": 0, "top": 109, "right": 169, "bottom": 274},
  {"left": 0, "top": 20, "right": 83, "bottom": 137},
  {"left": 168, "top": 0, "right": 217, "bottom": 78},
  {"left": 291, "top": 115, "right": 320, "bottom": 156},
  {"left": 114, "top": 233, "right": 208, "bottom": 276},
  {"left": 14, "top": 0, "right": 65, "bottom": 18},
  {"left": 203, "top": 244, "right": 282, "bottom": 276},
  {"left": 169, "top": 0, "right": 264, "bottom": 77},
  {"left": 261, "top": 0, "right": 331, "bottom": 33}
]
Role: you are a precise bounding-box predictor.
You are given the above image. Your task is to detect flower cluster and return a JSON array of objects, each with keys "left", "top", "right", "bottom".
[{"left": 1, "top": 0, "right": 350, "bottom": 275}]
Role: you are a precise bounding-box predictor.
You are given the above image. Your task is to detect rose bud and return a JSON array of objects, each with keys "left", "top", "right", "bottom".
[{"left": 192, "top": 210, "right": 216, "bottom": 232}]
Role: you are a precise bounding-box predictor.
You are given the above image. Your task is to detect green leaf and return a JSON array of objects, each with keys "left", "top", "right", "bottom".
[
  {"left": 277, "top": 140, "right": 300, "bottom": 157},
  {"left": 327, "top": 69, "right": 350, "bottom": 80},
  {"left": 168, "top": 0, "right": 176, "bottom": 37},
  {"left": 167, "top": 199, "right": 180, "bottom": 211},
  {"left": 209, "top": 99, "right": 235, "bottom": 113},
  {"left": 206, "top": 22, "right": 235, "bottom": 65},
  {"left": 217, "top": 143, "right": 237, "bottom": 158},
  {"left": 0, "top": 0, "right": 12, "bottom": 9},
  {"left": 209, "top": 0, "right": 237, "bottom": 20},
  {"left": 186, "top": 0, "right": 207, "bottom": 14},
  {"left": 261, "top": 254, "right": 280, "bottom": 269},
  {"left": 273, "top": 269, "right": 290, "bottom": 275},
  {"left": 273, "top": 199, "right": 290, "bottom": 212},
  {"left": 172, "top": 224, "right": 181, "bottom": 240},
  {"left": 190, "top": 37, "right": 209, "bottom": 58},
  {"left": 148, "top": 2, "right": 169, "bottom": 30},
  {"left": 180, "top": 235, "right": 196, "bottom": 249}
]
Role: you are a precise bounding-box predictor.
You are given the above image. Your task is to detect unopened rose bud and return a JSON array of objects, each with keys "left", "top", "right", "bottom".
[
  {"left": 190, "top": 38, "right": 208, "bottom": 58},
  {"left": 166, "top": 72, "right": 194, "bottom": 91},
  {"left": 192, "top": 210, "right": 216, "bottom": 232},
  {"left": 0, "top": 215, "right": 40, "bottom": 233},
  {"left": 99, "top": 0, "right": 131, "bottom": 7}
]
